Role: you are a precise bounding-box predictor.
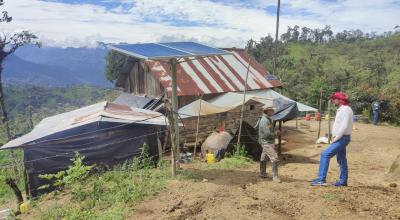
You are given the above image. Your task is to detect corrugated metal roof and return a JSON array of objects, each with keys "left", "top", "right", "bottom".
[
  {"left": 1, "top": 102, "right": 168, "bottom": 149},
  {"left": 145, "top": 48, "right": 281, "bottom": 96}
]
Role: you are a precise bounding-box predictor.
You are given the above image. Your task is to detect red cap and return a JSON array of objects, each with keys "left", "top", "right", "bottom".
[
  {"left": 330, "top": 92, "right": 348, "bottom": 101},
  {"left": 330, "top": 92, "right": 349, "bottom": 105}
]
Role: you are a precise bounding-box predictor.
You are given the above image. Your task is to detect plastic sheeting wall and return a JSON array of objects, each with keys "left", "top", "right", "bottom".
[{"left": 24, "top": 122, "right": 164, "bottom": 198}]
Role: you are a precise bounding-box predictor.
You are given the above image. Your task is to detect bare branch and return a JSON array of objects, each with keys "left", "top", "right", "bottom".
[
  {"left": 4, "top": 31, "right": 40, "bottom": 56},
  {"left": 0, "top": 11, "right": 12, "bottom": 23}
]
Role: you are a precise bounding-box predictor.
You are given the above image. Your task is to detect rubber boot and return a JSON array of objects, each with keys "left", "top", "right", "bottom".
[
  {"left": 259, "top": 161, "right": 267, "bottom": 178},
  {"left": 272, "top": 162, "right": 281, "bottom": 183}
]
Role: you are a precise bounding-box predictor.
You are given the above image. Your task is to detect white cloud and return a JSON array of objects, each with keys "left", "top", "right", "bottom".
[{"left": 1, "top": 0, "right": 399, "bottom": 48}]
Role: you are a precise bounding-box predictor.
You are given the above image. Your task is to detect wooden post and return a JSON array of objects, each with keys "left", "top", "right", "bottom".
[
  {"left": 165, "top": 99, "right": 176, "bottom": 177},
  {"left": 327, "top": 99, "right": 332, "bottom": 143},
  {"left": 157, "top": 131, "right": 163, "bottom": 161},
  {"left": 24, "top": 169, "right": 30, "bottom": 200},
  {"left": 170, "top": 58, "right": 180, "bottom": 169},
  {"left": 317, "top": 89, "right": 323, "bottom": 139},
  {"left": 295, "top": 116, "right": 298, "bottom": 129},
  {"left": 193, "top": 95, "right": 203, "bottom": 159},
  {"left": 6, "top": 178, "right": 23, "bottom": 214},
  {"left": 27, "top": 105, "right": 33, "bottom": 129},
  {"left": 236, "top": 57, "right": 251, "bottom": 152},
  {"left": 278, "top": 121, "right": 282, "bottom": 156}
]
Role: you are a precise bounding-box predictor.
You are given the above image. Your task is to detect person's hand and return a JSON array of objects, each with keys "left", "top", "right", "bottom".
[{"left": 331, "top": 136, "right": 338, "bottom": 143}]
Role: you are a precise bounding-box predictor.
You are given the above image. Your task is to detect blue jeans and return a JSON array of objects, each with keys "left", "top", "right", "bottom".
[
  {"left": 317, "top": 135, "right": 351, "bottom": 184},
  {"left": 373, "top": 111, "right": 379, "bottom": 125}
]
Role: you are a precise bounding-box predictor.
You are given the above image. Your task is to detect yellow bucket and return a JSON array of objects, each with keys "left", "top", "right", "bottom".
[
  {"left": 20, "top": 201, "right": 30, "bottom": 213},
  {"left": 206, "top": 153, "right": 216, "bottom": 164}
]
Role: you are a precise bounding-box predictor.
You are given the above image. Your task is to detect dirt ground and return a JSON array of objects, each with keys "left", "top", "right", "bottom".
[{"left": 130, "top": 120, "right": 400, "bottom": 220}]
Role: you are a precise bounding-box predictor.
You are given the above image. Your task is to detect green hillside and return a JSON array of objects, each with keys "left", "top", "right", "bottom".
[{"left": 247, "top": 27, "right": 400, "bottom": 124}]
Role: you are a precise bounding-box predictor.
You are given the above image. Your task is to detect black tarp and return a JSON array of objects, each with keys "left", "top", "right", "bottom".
[
  {"left": 24, "top": 122, "right": 165, "bottom": 198},
  {"left": 228, "top": 122, "right": 262, "bottom": 161},
  {"left": 271, "top": 98, "right": 299, "bottom": 122},
  {"left": 228, "top": 100, "right": 298, "bottom": 161},
  {"left": 254, "top": 98, "right": 298, "bottom": 131}
]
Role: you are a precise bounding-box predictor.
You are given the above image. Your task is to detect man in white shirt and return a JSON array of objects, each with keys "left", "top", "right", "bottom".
[{"left": 311, "top": 92, "right": 353, "bottom": 187}]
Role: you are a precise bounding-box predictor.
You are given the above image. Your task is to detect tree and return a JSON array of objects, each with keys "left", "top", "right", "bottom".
[
  {"left": 299, "top": 27, "right": 312, "bottom": 42},
  {"left": 291, "top": 25, "right": 300, "bottom": 42},
  {"left": 105, "top": 50, "right": 135, "bottom": 84},
  {"left": 0, "top": 0, "right": 40, "bottom": 142}
]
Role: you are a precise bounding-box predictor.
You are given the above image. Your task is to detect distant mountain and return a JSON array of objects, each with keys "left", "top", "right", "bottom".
[
  {"left": 3, "top": 45, "right": 112, "bottom": 87},
  {"left": 3, "top": 54, "right": 85, "bottom": 86}
]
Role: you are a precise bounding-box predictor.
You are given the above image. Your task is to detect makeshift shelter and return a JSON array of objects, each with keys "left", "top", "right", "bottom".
[
  {"left": 178, "top": 91, "right": 304, "bottom": 145},
  {"left": 0, "top": 102, "right": 168, "bottom": 197},
  {"left": 112, "top": 46, "right": 282, "bottom": 108},
  {"left": 112, "top": 43, "right": 283, "bottom": 155},
  {"left": 246, "top": 89, "right": 317, "bottom": 112}
]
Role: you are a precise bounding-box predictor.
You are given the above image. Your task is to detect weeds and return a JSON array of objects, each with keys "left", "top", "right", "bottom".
[
  {"left": 196, "top": 145, "right": 252, "bottom": 170},
  {"left": 34, "top": 144, "right": 171, "bottom": 220},
  {"left": 39, "top": 152, "right": 94, "bottom": 190}
]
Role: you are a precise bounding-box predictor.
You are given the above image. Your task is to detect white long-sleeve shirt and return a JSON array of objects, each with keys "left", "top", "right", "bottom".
[{"left": 332, "top": 105, "right": 353, "bottom": 139}]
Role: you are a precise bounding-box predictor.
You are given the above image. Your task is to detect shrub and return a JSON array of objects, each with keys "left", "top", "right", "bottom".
[{"left": 39, "top": 152, "right": 94, "bottom": 190}]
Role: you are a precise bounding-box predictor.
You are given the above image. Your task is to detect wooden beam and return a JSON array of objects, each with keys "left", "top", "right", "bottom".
[
  {"left": 327, "top": 99, "right": 332, "bottom": 143},
  {"left": 236, "top": 56, "right": 251, "bottom": 152},
  {"left": 165, "top": 99, "right": 176, "bottom": 177},
  {"left": 170, "top": 58, "right": 180, "bottom": 170},
  {"left": 317, "top": 89, "right": 323, "bottom": 139},
  {"left": 157, "top": 131, "right": 163, "bottom": 162},
  {"left": 278, "top": 121, "right": 282, "bottom": 156},
  {"left": 193, "top": 94, "right": 203, "bottom": 159}
]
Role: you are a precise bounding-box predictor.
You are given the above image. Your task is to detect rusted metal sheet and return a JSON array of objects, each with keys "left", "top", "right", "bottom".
[{"left": 145, "top": 48, "right": 282, "bottom": 96}]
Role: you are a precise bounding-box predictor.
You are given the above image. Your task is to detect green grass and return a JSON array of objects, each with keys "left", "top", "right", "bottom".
[
  {"left": 193, "top": 154, "right": 253, "bottom": 171},
  {"left": 27, "top": 154, "right": 253, "bottom": 219},
  {"left": 31, "top": 160, "right": 174, "bottom": 220},
  {"left": 207, "top": 155, "right": 252, "bottom": 170}
]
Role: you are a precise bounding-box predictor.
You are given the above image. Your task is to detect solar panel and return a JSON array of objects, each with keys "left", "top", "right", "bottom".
[
  {"left": 109, "top": 41, "right": 231, "bottom": 60},
  {"left": 159, "top": 42, "right": 228, "bottom": 56}
]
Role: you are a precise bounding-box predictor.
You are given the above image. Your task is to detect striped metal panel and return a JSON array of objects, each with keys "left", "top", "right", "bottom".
[{"left": 145, "top": 48, "right": 282, "bottom": 96}]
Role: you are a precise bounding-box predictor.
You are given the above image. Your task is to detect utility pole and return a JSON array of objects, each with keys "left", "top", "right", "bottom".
[{"left": 273, "top": 0, "right": 281, "bottom": 75}]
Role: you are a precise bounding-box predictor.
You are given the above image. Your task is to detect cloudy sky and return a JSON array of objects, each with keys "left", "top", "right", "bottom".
[{"left": 2, "top": 0, "right": 400, "bottom": 48}]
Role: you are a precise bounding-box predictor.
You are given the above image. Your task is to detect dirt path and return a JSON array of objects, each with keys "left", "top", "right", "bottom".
[{"left": 130, "top": 121, "right": 400, "bottom": 220}]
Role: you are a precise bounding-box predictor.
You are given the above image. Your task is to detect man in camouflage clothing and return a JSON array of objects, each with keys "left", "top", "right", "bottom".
[{"left": 258, "top": 104, "right": 281, "bottom": 183}]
